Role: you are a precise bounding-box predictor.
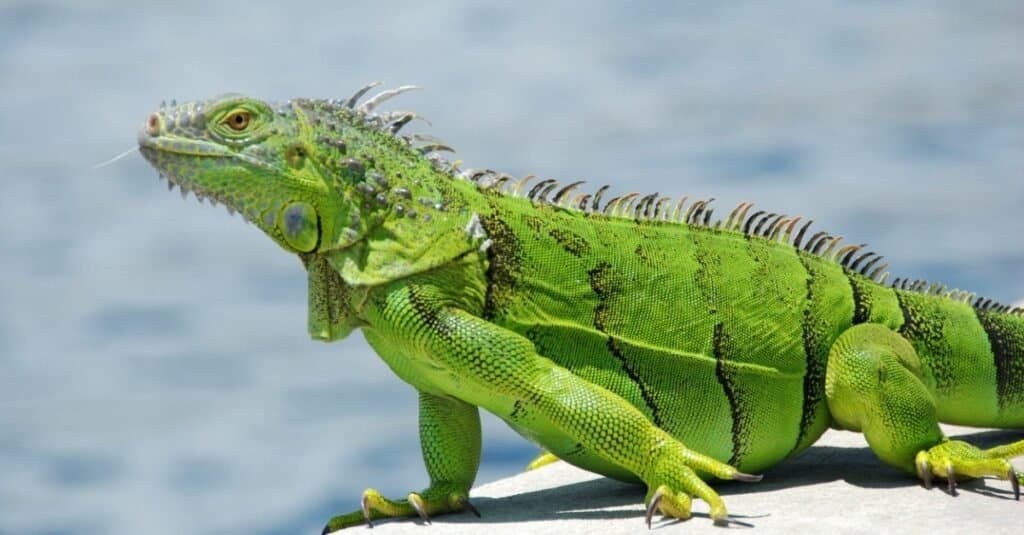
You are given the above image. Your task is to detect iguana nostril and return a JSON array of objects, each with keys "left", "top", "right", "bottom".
[{"left": 146, "top": 113, "right": 161, "bottom": 136}]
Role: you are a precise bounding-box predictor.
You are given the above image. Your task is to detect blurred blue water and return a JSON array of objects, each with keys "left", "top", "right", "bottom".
[{"left": 1, "top": 1, "right": 1022, "bottom": 533}]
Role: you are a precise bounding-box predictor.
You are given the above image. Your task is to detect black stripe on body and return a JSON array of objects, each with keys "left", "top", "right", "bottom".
[
  {"left": 634, "top": 244, "right": 654, "bottom": 265},
  {"left": 895, "top": 291, "right": 957, "bottom": 393},
  {"left": 479, "top": 213, "right": 523, "bottom": 320},
  {"left": 790, "top": 254, "right": 837, "bottom": 454},
  {"left": 712, "top": 322, "right": 747, "bottom": 466},
  {"left": 607, "top": 337, "right": 662, "bottom": 427},
  {"left": 407, "top": 284, "right": 448, "bottom": 339},
  {"left": 847, "top": 273, "right": 871, "bottom": 325},
  {"left": 588, "top": 261, "right": 663, "bottom": 427},
  {"left": 975, "top": 309, "right": 1024, "bottom": 410},
  {"left": 510, "top": 400, "right": 526, "bottom": 419},
  {"left": 549, "top": 228, "right": 591, "bottom": 257}
]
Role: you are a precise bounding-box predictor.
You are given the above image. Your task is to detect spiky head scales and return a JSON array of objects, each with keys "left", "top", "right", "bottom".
[{"left": 137, "top": 91, "right": 399, "bottom": 254}]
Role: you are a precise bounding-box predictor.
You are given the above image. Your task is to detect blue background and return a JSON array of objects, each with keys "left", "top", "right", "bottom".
[{"left": 1, "top": 2, "right": 1022, "bottom": 533}]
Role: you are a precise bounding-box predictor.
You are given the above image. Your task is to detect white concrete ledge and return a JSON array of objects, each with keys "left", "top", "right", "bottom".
[{"left": 363, "top": 425, "right": 1021, "bottom": 534}]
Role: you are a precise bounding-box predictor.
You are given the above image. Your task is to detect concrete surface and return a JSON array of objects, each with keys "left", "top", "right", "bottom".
[{"left": 356, "top": 425, "right": 1022, "bottom": 534}]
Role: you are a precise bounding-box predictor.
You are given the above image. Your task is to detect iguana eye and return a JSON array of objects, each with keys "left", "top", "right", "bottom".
[{"left": 224, "top": 110, "right": 251, "bottom": 131}]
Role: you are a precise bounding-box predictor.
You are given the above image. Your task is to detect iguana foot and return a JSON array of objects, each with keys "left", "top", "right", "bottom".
[
  {"left": 914, "top": 439, "right": 1024, "bottom": 499},
  {"left": 642, "top": 440, "right": 762, "bottom": 527},
  {"left": 525, "top": 450, "right": 560, "bottom": 471},
  {"left": 322, "top": 485, "right": 479, "bottom": 533}
]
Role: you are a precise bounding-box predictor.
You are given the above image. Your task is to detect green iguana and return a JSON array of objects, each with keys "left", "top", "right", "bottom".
[{"left": 137, "top": 83, "right": 1024, "bottom": 531}]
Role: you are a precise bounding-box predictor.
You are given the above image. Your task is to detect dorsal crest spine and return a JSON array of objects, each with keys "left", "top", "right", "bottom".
[{"left": 335, "top": 82, "right": 1023, "bottom": 319}]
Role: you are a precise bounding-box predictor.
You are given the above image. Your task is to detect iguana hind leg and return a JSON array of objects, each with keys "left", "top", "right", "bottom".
[
  {"left": 826, "top": 323, "right": 1022, "bottom": 498},
  {"left": 323, "top": 392, "right": 482, "bottom": 533}
]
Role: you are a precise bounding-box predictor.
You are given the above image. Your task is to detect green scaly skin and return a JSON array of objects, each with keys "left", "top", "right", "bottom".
[{"left": 137, "top": 84, "right": 1024, "bottom": 531}]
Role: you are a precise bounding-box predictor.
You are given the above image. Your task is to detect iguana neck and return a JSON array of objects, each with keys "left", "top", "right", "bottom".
[{"left": 318, "top": 136, "right": 491, "bottom": 286}]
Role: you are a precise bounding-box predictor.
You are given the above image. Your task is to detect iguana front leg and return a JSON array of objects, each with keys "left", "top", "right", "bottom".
[
  {"left": 339, "top": 282, "right": 759, "bottom": 528},
  {"left": 323, "top": 392, "right": 482, "bottom": 533},
  {"left": 826, "top": 323, "right": 1023, "bottom": 497}
]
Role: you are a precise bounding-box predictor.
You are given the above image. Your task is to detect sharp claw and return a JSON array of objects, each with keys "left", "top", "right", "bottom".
[
  {"left": 645, "top": 488, "right": 664, "bottom": 529},
  {"left": 462, "top": 498, "right": 482, "bottom": 518},
  {"left": 1010, "top": 467, "right": 1020, "bottom": 501},
  {"left": 946, "top": 464, "right": 958, "bottom": 496},
  {"left": 918, "top": 458, "right": 932, "bottom": 489},
  {"left": 361, "top": 492, "right": 374, "bottom": 528},
  {"left": 409, "top": 494, "right": 431, "bottom": 525},
  {"left": 733, "top": 471, "right": 763, "bottom": 482}
]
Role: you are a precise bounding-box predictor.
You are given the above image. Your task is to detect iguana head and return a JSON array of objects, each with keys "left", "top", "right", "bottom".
[{"left": 137, "top": 86, "right": 426, "bottom": 254}]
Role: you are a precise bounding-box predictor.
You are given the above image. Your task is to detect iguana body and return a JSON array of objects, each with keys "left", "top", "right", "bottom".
[{"left": 137, "top": 84, "right": 1024, "bottom": 530}]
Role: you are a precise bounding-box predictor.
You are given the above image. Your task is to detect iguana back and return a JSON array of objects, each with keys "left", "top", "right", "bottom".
[{"left": 475, "top": 189, "right": 1024, "bottom": 476}]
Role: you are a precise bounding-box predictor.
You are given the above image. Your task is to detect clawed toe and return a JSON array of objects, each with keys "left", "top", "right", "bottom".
[
  {"left": 917, "top": 457, "right": 932, "bottom": 490},
  {"left": 360, "top": 490, "right": 375, "bottom": 527},
  {"left": 459, "top": 497, "right": 482, "bottom": 517},
  {"left": 733, "top": 471, "right": 763, "bottom": 483},
  {"left": 408, "top": 493, "right": 431, "bottom": 524},
  {"left": 645, "top": 487, "right": 665, "bottom": 529},
  {"left": 945, "top": 464, "right": 957, "bottom": 496}
]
